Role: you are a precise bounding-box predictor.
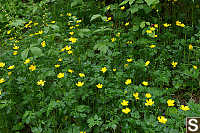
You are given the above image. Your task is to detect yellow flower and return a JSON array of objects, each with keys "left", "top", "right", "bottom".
[
  {"left": 145, "top": 99, "right": 154, "bottom": 106},
  {"left": 150, "top": 27, "right": 155, "bottom": 31},
  {"left": 69, "top": 26, "right": 74, "bottom": 29},
  {"left": 101, "top": 67, "right": 107, "bottom": 73},
  {"left": 0, "top": 90, "right": 1, "bottom": 95},
  {"left": 125, "top": 79, "right": 132, "bottom": 85},
  {"left": 76, "top": 81, "right": 84, "bottom": 87},
  {"left": 0, "top": 62, "right": 5, "bottom": 67},
  {"left": 163, "top": 23, "right": 171, "bottom": 27},
  {"left": 0, "top": 78, "right": 5, "bottom": 83},
  {"left": 154, "top": 35, "right": 158, "bottom": 38},
  {"left": 146, "top": 30, "right": 152, "bottom": 34},
  {"left": 80, "top": 131, "right": 86, "bottom": 133},
  {"left": 189, "top": 44, "right": 193, "bottom": 50},
  {"left": 133, "top": 92, "right": 139, "bottom": 100},
  {"left": 154, "top": 24, "right": 158, "bottom": 28},
  {"left": 41, "top": 41, "right": 46, "bottom": 47},
  {"left": 68, "top": 69, "right": 74, "bottom": 73},
  {"left": 125, "top": 22, "right": 129, "bottom": 26},
  {"left": 149, "top": 45, "right": 156, "bottom": 48},
  {"left": 121, "top": 100, "right": 128, "bottom": 106},
  {"left": 8, "top": 72, "right": 12, "bottom": 76},
  {"left": 120, "top": 6, "right": 125, "bottom": 10},
  {"left": 13, "top": 51, "right": 18, "bottom": 55},
  {"left": 68, "top": 50, "right": 73, "bottom": 54},
  {"left": 29, "top": 65, "right": 36, "bottom": 71},
  {"left": 24, "top": 59, "right": 31, "bottom": 64},
  {"left": 124, "top": 64, "right": 128, "bottom": 67},
  {"left": 55, "top": 64, "right": 60, "bottom": 68},
  {"left": 113, "top": 68, "right": 116, "bottom": 72},
  {"left": 106, "top": 5, "right": 110, "bottom": 10},
  {"left": 176, "top": 21, "right": 185, "bottom": 27},
  {"left": 7, "top": 65, "right": 15, "bottom": 70},
  {"left": 193, "top": 65, "right": 197, "bottom": 69},
  {"left": 142, "top": 81, "right": 148, "bottom": 86},
  {"left": 122, "top": 108, "right": 131, "bottom": 114},
  {"left": 38, "top": 30, "right": 43, "bottom": 34},
  {"left": 34, "top": 23, "right": 38, "bottom": 26},
  {"left": 7, "top": 30, "right": 11, "bottom": 34},
  {"left": 37, "top": 80, "right": 46, "bottom": 86},
  {"left": 69, "top": 37, "right": 77, "bottom": 43},
  {"left": 58, "top": 58, "right": 62, "bottom": 62},
  {"left": 76, "top": 20, "right": 82, "bottom": 23},
  {"left": 13, "top": 45, "right": 19, "bottom": 50},
  {"left": 106, "top": 17, "right": 112, "bottom": 21},
  {"left": 67, "top": 13, "right": 72, "bottom": 16},
  {"left": 51, "top": 21, "right": 56, "bottom": 23},
  {"left": 157, "top": 116, "right": 167, "bottom": 124},
  {"left": 116, "top": 32, "right": 120, "bottom": 37},
  {"left": 111, "top": 38, "right": 116, "bottom": 42},
  {"left": 65, "top": 46, "right": 71, "bottom": 51},
  {"left": 69, "top": 32, "right": 74, "bottom": 35},
  {"left": 145, "top": 61, "right": 150, "bottom": 66},
  {"left": 57, "top": 73, "right": 64, "bottom": 78},
  {"left": 127, "top": 58, "right": 133, "bottom": 63},
  {"left": 180, "top": 105, "right": 190, "bottom": 111},
  {"left": 133, "top": 92, "right": 139, "bottom": 97},
  {"left": 180, "top": 23, "right": 185, "bottom": 27},
  {"left": 96, "top": 83, "right": 103, "bottom": 88},
  {"left": 171, "top": 61, "right": 178, "bottom": 68},
  {"left": 167, "top": 99, "right": 175, "bottom": 106},
  {"left": 145, "top": 93, "right": 151, "bottom": 98},
  {"left": 79, "top": 73, "right": 85, "bottom": 77}
]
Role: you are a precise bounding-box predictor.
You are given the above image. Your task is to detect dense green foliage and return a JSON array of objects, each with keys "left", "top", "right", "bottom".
[{"left": 0, "top": 0, "right": 200, "bottom": 132}]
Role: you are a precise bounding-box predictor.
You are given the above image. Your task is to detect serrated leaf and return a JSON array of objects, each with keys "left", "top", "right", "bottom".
[{"left": 30, "top": 47, "right": 43, "bottom": 57}]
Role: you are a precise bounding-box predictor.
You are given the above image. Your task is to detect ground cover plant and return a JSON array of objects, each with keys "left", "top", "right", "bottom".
[{"left": 0, "top": 0, "right": 200, "bottom": 132}]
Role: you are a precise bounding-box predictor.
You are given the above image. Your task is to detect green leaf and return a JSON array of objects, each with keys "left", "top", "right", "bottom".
[
  {"left": 21, "top": 49, "right": 29, "bottom": 60},
  {"left": 119, "top": 0, "right": 129, "bottom": 6},
  {"left": 130, "top": 5, "right": 139, "bottom": 14},
  {"left": 145, "top": 0, "right": 159, "bottom": 6},
  {"left": 90, "top": 14, "right": 102, "bottom": 22},
  {"left": 140, "top": 21, "right": 146, "bottom": 28},
  {"left": 71, "top": 0, "right": 83, "bottom": 7},
  {"left": 30, "top": 47, "right": 43, "bottom": 57},
  {"left": 129, "top": 0, "right": 135, "bottom": 5},
  {"left": 78, "top": 28, "right": 91, "bottom": 38},
  {"left": 10, "top": 19, "right": 26, "bottom": 27}
]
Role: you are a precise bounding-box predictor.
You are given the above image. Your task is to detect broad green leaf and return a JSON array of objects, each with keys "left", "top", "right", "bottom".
[
  {"left": 21, "top": 49, "right": 29, "bottom": 60},
  {"left": 145, "top": 0, "right": 159, "bottom": 6},
  {"left": 10, "top": 19, "right": 26, "bottom": 27},
  {"left": 129, "top": 0, "right": 135, "bottom": 5},
  {"left": 90, "top": 14, "right": 102, "bottom": 22},
  {"left": 119, "top": 0, "right": 129, "bottom": 6},
  {"left": 140, "top": 21, "right": 146, "bottom": 28},
  {"left": 132, "top": 25, "right": 139, "bottom": 31},
  {"left": 30, "top": 47, "right": 43, "bottom": 57},
  {"left": 130, "top": 5, "right": 139, "bottom": 14},
  {"left": 48, "top": 24, "right": 59, "bottom": 31},
  {"left": 71, "top": 0, "right": 83, "bottom": 7}
]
